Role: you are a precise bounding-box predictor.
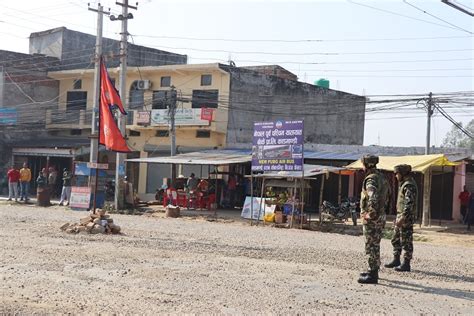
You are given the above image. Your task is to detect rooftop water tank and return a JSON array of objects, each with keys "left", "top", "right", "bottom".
[{"left": 314, "top": 78, "right": 330, "bottom": 89}]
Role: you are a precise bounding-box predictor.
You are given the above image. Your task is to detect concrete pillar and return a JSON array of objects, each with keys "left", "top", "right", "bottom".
[
  {"left": 452, "top": 163, "right": 465, "bottom": 222},
  {"left": 348, "top": 172, "right": 355, "bottom": 198},
  {"left": 137, "top": 151, "right": 148, "bottom": 198}
]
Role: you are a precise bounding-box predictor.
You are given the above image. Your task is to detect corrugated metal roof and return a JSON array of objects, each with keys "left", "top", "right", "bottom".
[
  {"left": 126, "top": 149, "right": 252, "bottom": 165},
  {"left": 304, "top": 151, "right": 362, "bottom": 161}
]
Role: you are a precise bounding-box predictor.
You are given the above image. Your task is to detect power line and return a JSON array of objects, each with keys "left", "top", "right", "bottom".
[
  {"left": 347, "top": 0, "right": 469, "bottom": 32},
  {"left": 404, "top": 0, "right": 473, "bottom": 34}
]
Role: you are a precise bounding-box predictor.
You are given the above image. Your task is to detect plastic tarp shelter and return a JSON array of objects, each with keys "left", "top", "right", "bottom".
[{"left": 346, "top": 154, "right": 459, "bottom": 174}]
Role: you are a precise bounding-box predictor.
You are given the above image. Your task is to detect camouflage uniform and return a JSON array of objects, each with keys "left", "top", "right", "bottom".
[
  {"left": 360, "top": 169, "right": 390, "bottom": 272},
  {"left": 392, "top": 176, "right": 418, "bottom": 260}
]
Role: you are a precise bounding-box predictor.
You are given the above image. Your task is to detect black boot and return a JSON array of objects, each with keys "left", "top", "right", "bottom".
[
  {"left": 384, "top": 255, "right": 401, "bottom": 268},
  {"left": 395, "top": 259, "right": 411, "bottom": 272},
  {"left": 359, "top": 270, "right": 370, "bottom": 277},
  {"left": 357, "top": 270, "right": 378, "bottom": 284}
]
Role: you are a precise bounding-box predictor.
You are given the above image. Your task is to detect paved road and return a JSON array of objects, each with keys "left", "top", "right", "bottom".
[{"left": 1, "top": 203, "right": 473, "bottom": 314}]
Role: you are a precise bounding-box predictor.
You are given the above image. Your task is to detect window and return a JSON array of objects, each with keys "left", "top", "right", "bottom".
[
  {"left": 160, "top": 76, "right": 171, "bottom": 87},
  {"left": 196, "top": 130, "right": 210, "bottom": 138},
  {"left": 192, "top": 90, "right": 218, "bottom": 108},
  {"left": 129, "top": 130, "right": 141, "bottom": 137},
  {"left": 156, "top": 130, "right": 169, "bottom": 137},
  {"left": 152, "top": 90, "right": 168, "bottom": 109},
  {"left": 70, "top": 129, "right": 82, "bottom": 135},
  {"left": 129, "top": 81, "right": 144, "bottom": 109},
  {"left": 73, "top": 79, "right": 82, "bottom": 90},
  {"left": 201, "top": 74, "right": 212, "bottom": 86},
  {"left": 66, "top": 91, "right": 87, "bottom": 111}
]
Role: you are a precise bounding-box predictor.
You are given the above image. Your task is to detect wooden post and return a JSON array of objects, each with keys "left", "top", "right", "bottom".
[
  {"left": 422, "top": 168, "right": 432, "bottom": 227},
  {"left": 338, "top": 170, "right": 342, "bottom": 205},
  {"left": 319, "top": 173, "right": 325, "bottom": 224},
  {"left": 290, "top": 178, "right": 297, "bottom": 228},
  {"left": 250, "top": 172, "right": 254, "bottom": 226},
  {"left": 256, "top": 177, "right": 266, "bottom": 226}
]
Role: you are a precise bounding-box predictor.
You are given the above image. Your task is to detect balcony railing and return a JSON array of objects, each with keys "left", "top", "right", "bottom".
[{"left": 45, "top": 109, "right": 92, "bottom": 129}]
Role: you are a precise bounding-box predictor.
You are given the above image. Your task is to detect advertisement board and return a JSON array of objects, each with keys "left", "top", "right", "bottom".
[
  {"left": 241, "top": 196, "right": 276, "bottom": 220},
  {"left": 70, "top": 186, "right": 91, "bottom": 209},
  {"left": 251, "top": 120, "right": 304, "bottom": 172},
  {"left": 150, "top": 108, "right": 210, "bottom": 126}
]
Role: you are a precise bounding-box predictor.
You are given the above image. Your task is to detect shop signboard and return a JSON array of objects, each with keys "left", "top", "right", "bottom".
[
  {"left": 241, "top": 196, "right": 276, "bottom": 220},
  {"left": 150, "top": 108, "right": 210, "bottom": 126},
  {"left": 70, "top": 186, "right": 91, "bottom": 209},
  {"left": 0, "top": 108, "right": 17, "bottom": 125},
  {"left": 251, "top": 120, "right": 304, "bottom": 172},
  {"left": 136, "top": 111, "right": 151, "bottom": 125}
]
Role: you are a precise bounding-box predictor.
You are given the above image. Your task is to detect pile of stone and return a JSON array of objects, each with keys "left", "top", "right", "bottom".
[{"left": 60, "top": 210, "right": 121, "bottom": 234}]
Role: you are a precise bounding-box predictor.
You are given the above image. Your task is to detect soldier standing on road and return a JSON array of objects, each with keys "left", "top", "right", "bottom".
[
  {"left": 385, "top": 164, "right": 418, "bottom": 272},
  {"left": 358, "top": 155, "right": 390, "bottom": 284}
]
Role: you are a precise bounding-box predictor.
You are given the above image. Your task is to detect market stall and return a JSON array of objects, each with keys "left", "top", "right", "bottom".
[{"left": 243, "top": 164, "right": 351, "bottom": 228}]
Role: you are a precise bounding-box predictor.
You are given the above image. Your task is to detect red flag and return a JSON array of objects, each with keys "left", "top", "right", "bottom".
[
  {"left": 100, "top": 58, "right": 126, "bottom": 115},
  {"left": 99, "top": 58, "right": 131, "bottom": 153}
]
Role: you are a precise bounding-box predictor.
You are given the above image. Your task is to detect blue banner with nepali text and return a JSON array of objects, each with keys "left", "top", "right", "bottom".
[{"left": 251, "top": 120, "right": 304, "bottom": 172}]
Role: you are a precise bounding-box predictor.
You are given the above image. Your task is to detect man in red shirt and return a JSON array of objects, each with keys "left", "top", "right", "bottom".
[
  {"left": 459, "top": 186, "right": 470, "bottom": 224},
  {"left": 7, "top": 166, "right": 20, "bottom": 202}
]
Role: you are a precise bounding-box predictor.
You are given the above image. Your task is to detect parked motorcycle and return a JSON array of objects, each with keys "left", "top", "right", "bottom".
[{"left": 320, "top": 197, "right": 358, "bottom": 226}]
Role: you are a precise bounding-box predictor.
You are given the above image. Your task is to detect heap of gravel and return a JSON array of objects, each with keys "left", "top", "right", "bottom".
[{"left": 0, "top": 203, "right": 473, "bottom": 314}]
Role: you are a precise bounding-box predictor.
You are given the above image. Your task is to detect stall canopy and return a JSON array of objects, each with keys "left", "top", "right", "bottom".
[
  {"left": 125, "top": 149, "right": 252, "bottom": 165},
  {"left": 346, "top": 154, "right": 459, "bottom": 173},
  {"left": 249, "top": 164, "right": 352, "bottom": 179}
]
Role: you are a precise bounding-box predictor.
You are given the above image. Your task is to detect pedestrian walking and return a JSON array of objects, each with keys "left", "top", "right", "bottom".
[
  {"left": 48, "top": 167, "right": 58, "bottom": 198},
  {"left": 59, "top": 168, "right": 72, "bottom": 206},
  {"left": 7, "top": 166, "right": 20, "bottom": 202},
  {"left": 358, "top": 155, "right": 390, "bottom": 284},
  {"left": 384, "top": 164, "right": 418, "bottom": 272},
  {"left": 19, "top": 163, "right": 32, "bottom": 201}
]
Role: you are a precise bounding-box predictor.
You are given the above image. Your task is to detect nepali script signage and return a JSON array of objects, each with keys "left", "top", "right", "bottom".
[
  {"left": 252, "top": 120, "right": 304, "bottom": 172},
  {"left": 151, "top": 108, "right": 210, "bottom": 126}
]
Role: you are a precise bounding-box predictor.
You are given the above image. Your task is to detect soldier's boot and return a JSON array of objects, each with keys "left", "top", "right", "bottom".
[
  {"left": 357, "top": 270, "right": 378, "bottom": 284},
  {"left": 394, "top": 259, "right": 411, "bottom": 272},
  {"left": 384, "top": 255, "right": 401, "bottom": 268},
  {"left": 359, "top": 270, "right": 371, "bottom": 277}
]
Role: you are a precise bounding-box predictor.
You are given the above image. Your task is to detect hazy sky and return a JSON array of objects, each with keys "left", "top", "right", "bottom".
[{"left": 1, "top": 0, "right": 473, "bottom": 147}]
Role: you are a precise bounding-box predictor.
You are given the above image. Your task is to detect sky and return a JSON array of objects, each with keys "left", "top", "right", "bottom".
[{"left": 0, "top": 0, "right": 473, "bottom": 147}]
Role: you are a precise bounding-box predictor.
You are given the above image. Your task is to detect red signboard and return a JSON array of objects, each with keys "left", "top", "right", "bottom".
[{"left": 200, "top": 108, "right": 214, "bottom": 121}]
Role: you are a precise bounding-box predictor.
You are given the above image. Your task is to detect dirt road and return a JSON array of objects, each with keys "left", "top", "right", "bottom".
[{"left": 1, "top": 203, "right": 473, "bottom": 314}]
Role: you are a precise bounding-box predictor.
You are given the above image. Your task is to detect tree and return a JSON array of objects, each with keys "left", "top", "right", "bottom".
[{"left": 441, "top": 119, "right": 474, "bottom": 150}]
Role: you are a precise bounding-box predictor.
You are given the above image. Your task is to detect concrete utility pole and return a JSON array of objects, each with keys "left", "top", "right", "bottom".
[
  {"left": 88, "top": 4, "right": 108, "bottom": 165},
  {"left": 111, "top": 0, "right": 137, "bottom": 210},
  {"left": 168, "top": 86, "right": 177, "bottom": 183},
  {"left": 425, "top": 92, "right": 434, "bottom": 155}
]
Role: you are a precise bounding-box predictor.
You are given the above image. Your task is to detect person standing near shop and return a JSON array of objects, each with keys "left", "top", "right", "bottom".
[
  {"left": 59, "top": 168, "right": 72, "bottom": 206},
  {"left": 385, "top": 164, "right": 418, "bottom": 272},
  {"left": 7, "top": 166, "right": 20, "bottom": 202},
  {"left": 358, "top": 155, "right": 390, "bottom": 284},
  {"left": 19, "top": 163, "right": 32, "bottom": 202},
  {"left": 458, "top": 186, "right": 470, "bottom": 224},
  {"left": 48, "top": 167, "right": 58, "bottom": 198}
]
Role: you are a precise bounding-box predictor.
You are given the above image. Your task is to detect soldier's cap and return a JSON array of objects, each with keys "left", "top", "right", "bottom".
[
  {"left": 362, "top": 154, "right": 379, "bottom": 167},
  {"left": 394, "top": 164, "right": 412, "bottom": 175}
]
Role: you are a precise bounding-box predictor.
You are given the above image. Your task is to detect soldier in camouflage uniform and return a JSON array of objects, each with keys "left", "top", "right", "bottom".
[
  {"left": 384, "top": 164, "right": 418, "bottom": 272},
  {"left": 358, "top": 155, "right": 390, "bottom": 284}
]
